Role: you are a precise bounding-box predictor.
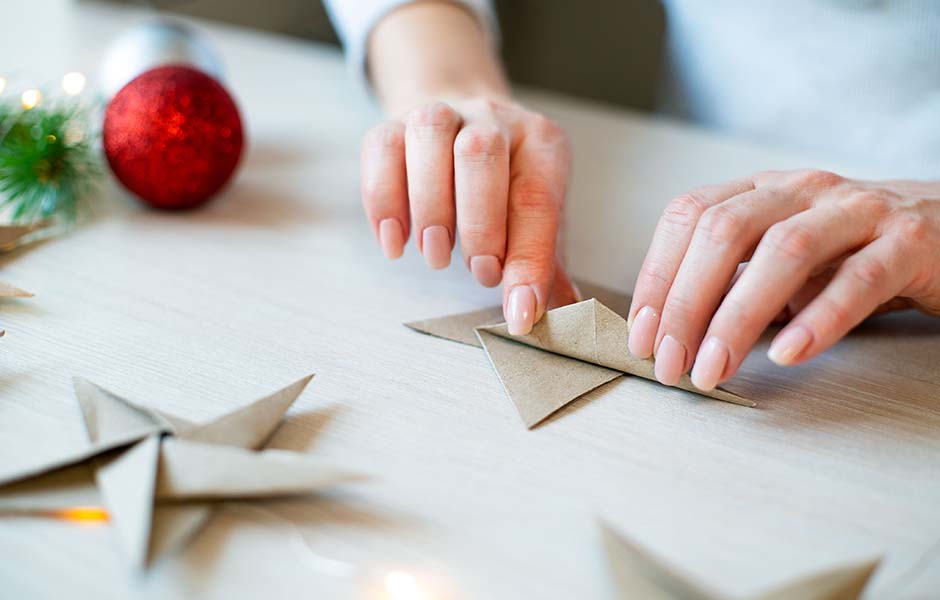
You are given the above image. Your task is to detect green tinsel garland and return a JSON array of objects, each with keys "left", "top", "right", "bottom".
[{"left": 0, "top": 98, "right": 100, "bottom": 222}]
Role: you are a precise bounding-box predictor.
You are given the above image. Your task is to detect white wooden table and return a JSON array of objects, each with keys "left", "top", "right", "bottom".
[{"left": 0, "top": 2, "right": 938, "bottom": 599}]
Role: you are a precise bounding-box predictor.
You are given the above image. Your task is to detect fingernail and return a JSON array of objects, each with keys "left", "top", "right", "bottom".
[
  {"left": 506, "top": 285, "right": 537, "bottom": 335},
  {"left": 654, "top": 335, "right": 687, "bottom": 386},
  {"left": 691, "top": 336, "right": 728, "bottom": 391},
  {"left": 768, "top": 324, "right": 813, "bottom": 366},
  {"left": 422, "top": 225, "right": 451, "bottom": 269},
  {"left": 470, "top": 255, "right": 502, "bottom": 287},
  {"left": 378, "top": 218, "right": 404, "bottom": 259},
  {"left": 628, "top": 306, "right": 660, "bottom": 358}
]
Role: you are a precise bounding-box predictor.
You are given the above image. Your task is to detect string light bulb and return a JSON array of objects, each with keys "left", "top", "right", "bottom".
[
  {"left": 53, "top": 507, "right": 109, "bottom": 522},
  {"left": 385, "top": 571, "right": 424, "bottom": 600},
  {"left": 20, "top": 89, "right": 41, "bottom": 110},
  {"left": 62, "top": 72, "right": 86, "bottom": 96}
]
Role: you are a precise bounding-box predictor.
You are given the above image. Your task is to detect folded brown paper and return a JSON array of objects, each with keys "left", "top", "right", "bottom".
[
  {"left": 600, "top": 522, "right": 878, "bottom": 600},
  {"left": 407, "top": 297, "right": 754, "bottom": 428},
  {"left": 0, "top": 375, "right": 361, "bottom": 569},
  {"left": 0, "top": 223, "right": 50, "bottom": 300}
]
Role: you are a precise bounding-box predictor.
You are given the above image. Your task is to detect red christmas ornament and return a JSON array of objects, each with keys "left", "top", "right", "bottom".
[{"left": 103, "top": 65, "right": 244, "bottom": 210}]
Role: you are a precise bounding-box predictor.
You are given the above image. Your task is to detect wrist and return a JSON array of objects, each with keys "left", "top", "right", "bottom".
[
  {"left": 366, "top": 0, "right": 509, "bottom": 117},
  {"left": 383, "top": 79, "right": 510, "bottom": 117}
]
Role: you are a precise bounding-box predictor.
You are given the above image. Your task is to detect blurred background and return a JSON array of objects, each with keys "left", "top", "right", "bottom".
[{"left": 97, "top": 0, "right": 667, "bottom": 111}]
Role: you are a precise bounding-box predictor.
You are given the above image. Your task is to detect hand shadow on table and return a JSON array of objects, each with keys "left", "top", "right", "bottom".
[{"left": 724, "top": 310, "right": 940, "bottom": 432}]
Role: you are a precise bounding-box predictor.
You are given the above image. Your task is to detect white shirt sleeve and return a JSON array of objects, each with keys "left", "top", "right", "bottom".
[{"left": 323, "top": 0, "right": 498, "bottom": 95}]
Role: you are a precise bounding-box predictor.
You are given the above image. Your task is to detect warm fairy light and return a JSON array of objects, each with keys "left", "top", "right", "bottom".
[
  {"left": 20, "top": 89, "right": 41, "bottom": 110},
  {"left": 62, "top": 71, "right": 86, "bottom": 96},
  {"left": 0, "top": 77, "right": 6, "bottom": 95},
  {"left": 385, "top": 571, "right": 424, "bottom": 600},
  {"left": 54, "top": 507, "right": 109, "bottom": 522}
]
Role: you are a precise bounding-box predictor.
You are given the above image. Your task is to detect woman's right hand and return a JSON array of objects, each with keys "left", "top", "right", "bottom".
[{"left": 361, "top": 95, "right": 579, "bottom": 334}]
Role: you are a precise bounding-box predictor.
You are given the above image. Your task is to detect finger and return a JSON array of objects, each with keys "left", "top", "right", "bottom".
[
  {"left": 547, "top": 261, "right": 580, "bottom": 309},
  {"left": 502, "top": 115, "right": 569, "bottom": 335},
  {"left": 404, "top": 102, "right": 461, "bottom": 269},
  {"left": 361, "top": 121, "right": 408, "bottom": 259},
  {"left": 690, "top": 201, "right": 881, "bottom": 389},
  {"left": 627, "top": 178, "right": 755, "bottom": 359},
  {"left": 653, "top": 185, "right": 810, "bottom": 385},
  {"left": 767, "top": 233, "right": 917, "bottom": 366},
  {"left": 453, "top": 119, "right": 510, "bottom": 287}
]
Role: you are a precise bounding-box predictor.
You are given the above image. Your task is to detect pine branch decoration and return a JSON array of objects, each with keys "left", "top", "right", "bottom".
[{"left": 0, "top": 99, "right": 100, "bottom": 222}]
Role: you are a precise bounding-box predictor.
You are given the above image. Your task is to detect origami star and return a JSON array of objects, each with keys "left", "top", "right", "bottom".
[
  {"left": 407, "top": 296, "right": 754, "bottom": 428},
  {"left": 600, "top": 522, "right": 878, "bottom": 600},
  {"left": 0, "top": 375, "right": 359, "bottom": 568}
]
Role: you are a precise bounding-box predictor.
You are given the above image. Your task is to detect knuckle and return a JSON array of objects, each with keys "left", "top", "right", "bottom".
[
  {"left": 839, "top": 190, "right": 891, "bottom": 218},
  {"left": 762, "top": 221, "right": 818, "bottom": 262},
  {"left": 406, "top": 102, "right": 459, "bottom": 137},
  {"left": 360, "top": 178, "right": 397, "bottom": 203},
  {"left": 796, "top": 169, "right": 844, "bottom": 190},
  {"left": 845, "top": 255, "right": 888, "bottom": 289},
  {"left": 697, "top": 205, "right": 747, "bottom": 245},
  {"left": 453, "top": 126, "right": 507, "bottom": 162},
  {"left": 504, "top": 247, "right": 554, "bottom": 279},
  {"left": 638, "top": 260, "right": 674, "bottom": 288},
  {"left": 527, "top": 114, "right": 568, "bottom": 147},
  {"left": 893, "top": 214, "right": 933, "bottom": 243},
  {"left": 362, "top": 123, "right": 403, "bottom": 153},
  {"left": 512, "top": 176, "right": 558, "bottom": 210},
  {"left": 661, "top": 193, "right": 709, "bottom": 229},
  {"left": 714, "top": 294, "right": 758, "bottom": 335},
  {"left": 468, "top": 97, "right": 501, "bottom": 114},
  {"left": 662, "top": 293, "right": 703, "bottom": 325},
  {"left": 812, "top": 294, "right": 852, "bottom": 329}
]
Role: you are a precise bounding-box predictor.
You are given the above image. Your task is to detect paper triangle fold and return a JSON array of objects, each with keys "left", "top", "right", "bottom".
[
  {"left": 601, "top": 522, "right": 722, "bottom": 600},
  {"left": 600, "top": 521, "right": 878, "bottom": 600},
  {"left": 476, "top": 328, "right": 622, "bottom": 427},
  {"left": 179, "top": 374, "right": 314, "bottom": 449},
  {"left": 405, "top": 305, "right": 503, "bottom": 348},
  {"left": 753, "top": 559, "right": 879, "bottom": 600},
  {"left": 74, "top": 377, "right": 172, "bottom": 446},
  {"left": 95, "top": 434, "right": 161, "bottom": 568},
  {"left": 0, "top": 461, "right": 99, "bottom": 512}
]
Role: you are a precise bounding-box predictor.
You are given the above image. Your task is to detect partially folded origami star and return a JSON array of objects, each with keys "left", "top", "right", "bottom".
[
  {"left": 0, "top": 375, "right": 359, "bottom": 568},
  {"left": 407, "top": 298, "right": 755, "bottom": 428},
  {"left": 600, "top": 522, "right": 878, "bottom": 600}
]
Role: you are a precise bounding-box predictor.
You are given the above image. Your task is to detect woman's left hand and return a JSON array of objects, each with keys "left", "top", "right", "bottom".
[{"left": 626, "top": 169, "right": 940, "bottom": 391}]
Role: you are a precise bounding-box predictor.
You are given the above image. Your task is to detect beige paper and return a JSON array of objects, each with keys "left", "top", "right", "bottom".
[
  {"left": 0, "top": 374, "right": 361, "bottom": 569},
  {"left": 406, "top": 305, "right": 504, "bottom": 347},
  {"left": 479, "top": 300, "right": 754, "bottom": 409},
  {"left": 0, "top": 282, "right": 32, "bottom": 298},
  {"left": 408, "top": 295, "right": 754, "bottom": 428},
  {"left": 601, "top": 522, "right": 878, "bottom": 600},
  {"left": 0, "top": 223, "right": 47, "bottom": 252},
  {"left": 476, "top": 328, "right": 622, "bottom": 428}
]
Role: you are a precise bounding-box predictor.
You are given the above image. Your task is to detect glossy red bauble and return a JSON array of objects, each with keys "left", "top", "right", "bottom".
[{"left": 103, "top": 65, "right": 244, "bottom": 210}]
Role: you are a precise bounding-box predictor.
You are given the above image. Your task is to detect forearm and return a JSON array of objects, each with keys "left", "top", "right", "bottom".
[{"left": 368, "top": 1, "right": 509, "bottom": 115}]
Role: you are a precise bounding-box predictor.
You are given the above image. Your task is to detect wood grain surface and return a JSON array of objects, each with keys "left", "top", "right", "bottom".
[{"left": 0, "top": 3, "right": 937, "bottom": 599}]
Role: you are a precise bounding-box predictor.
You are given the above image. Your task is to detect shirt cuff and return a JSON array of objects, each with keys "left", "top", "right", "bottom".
[{"left": 323, "top": 0, "right": 499, "bottom": 100}]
